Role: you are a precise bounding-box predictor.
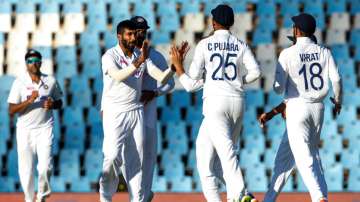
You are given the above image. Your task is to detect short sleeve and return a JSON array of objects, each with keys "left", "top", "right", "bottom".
[
  {"left": 52, "top": 80, "right": 63, "bottom": 100},
  {"left": 7, "top": 80, "right": 21, "bottom": 104}
]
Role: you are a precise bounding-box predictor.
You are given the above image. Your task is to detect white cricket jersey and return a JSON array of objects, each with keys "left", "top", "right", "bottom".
[
  {"left": 7, "top": 73, "right": 63, "bottom": 129},
  {"left": 187, "top": 29, "right": 260, "bottom": 98},
  {"left": 273, "top": 37, "right": 341, "bottom": 103},
  {"left": 101, "top": 45, "right": 145, "bottom": 113}
]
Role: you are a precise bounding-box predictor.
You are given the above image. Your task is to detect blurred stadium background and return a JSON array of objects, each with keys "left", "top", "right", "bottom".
[{"left": 0, "top": 0, "right": 359, "bottom": 201}]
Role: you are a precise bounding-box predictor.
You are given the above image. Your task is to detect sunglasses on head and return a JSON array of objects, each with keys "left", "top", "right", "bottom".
[{"left": 26, "top": 57, "right": 41, "bottom": 64}]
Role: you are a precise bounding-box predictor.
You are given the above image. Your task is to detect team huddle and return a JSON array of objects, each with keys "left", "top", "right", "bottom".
[{"left": 7, "top": 3, "right": 342, "bottom": 202}]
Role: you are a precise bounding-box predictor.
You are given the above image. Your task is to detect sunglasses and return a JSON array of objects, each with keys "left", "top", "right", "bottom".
[{"left": 26, "top": 58, "right": 41, "bottom": 64}]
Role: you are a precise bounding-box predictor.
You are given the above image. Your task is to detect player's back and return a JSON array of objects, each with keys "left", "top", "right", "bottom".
[
  {"left": 275, "top": 37, "right": 340, "bottom": 103},
  {"left": 190, "top": 30, "right": 259, "bottom": 98}
]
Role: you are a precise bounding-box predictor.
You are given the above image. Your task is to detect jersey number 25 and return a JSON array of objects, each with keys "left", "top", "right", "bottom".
[{"left": 210, "top": 53, "right": 237, "bottom": 81}]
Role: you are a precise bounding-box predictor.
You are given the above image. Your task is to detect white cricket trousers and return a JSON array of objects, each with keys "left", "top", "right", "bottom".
[
  {"left": 196, "top": 96, "right": 246, "bottom": 202},
  {"left": 264, "top": 99, "right": 327, "bottom": 202},
  {"left": 141, "top": 99, "right": 157, "bottom": 202},
  {"left": 99, "top": 108, "right": 145, "bottom": 202},
  {"left": 16, "top": 126, "right": 53, "bottom": 202}
]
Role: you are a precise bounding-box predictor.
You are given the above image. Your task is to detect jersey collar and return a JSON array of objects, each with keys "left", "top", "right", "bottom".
[
  {"left": 24, "top": 71, "right": 47, "bottom": 86},
  {"left": 296, "top": 37, "right": 314, "bottom": 45},
  {"left": 214, "top": 29, "right": 230, "bottom": 35}
]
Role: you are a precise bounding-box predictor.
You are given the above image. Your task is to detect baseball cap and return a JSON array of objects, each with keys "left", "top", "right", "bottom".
[
  {"left": 130, "top": 16, "right": 150, "bottom": 30},
  {"left": 211, "top": 4, "right": 234, "bottom": 27},
  {"left": 25, "top": 49, "right": 42, "bottom": 60},
  {"left": 291, "top": 13, "right": 316, "bottom": 35}
]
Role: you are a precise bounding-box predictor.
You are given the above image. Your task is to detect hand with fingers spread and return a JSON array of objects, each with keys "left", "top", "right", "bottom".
[
  {"left": 170, "top": 45, "right": 186, "bottom": 76},
  {"left": 133, "top": 40, "right": 150, "bottom": 68},
  {"left": 330, "top": 97, "right": 341, "bottom": 117},
  {"left": 177, "top": 41, "right": 190, "bottom": 61}
]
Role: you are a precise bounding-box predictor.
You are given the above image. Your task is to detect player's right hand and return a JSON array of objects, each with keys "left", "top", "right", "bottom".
[
  {"left": 330, "top": 97, "right": 341, "bottom": 117},
  {"left": 28, "top": 90, "right": 39, "bottom": 103},
  {"left": 177, "top": 41, "right": 190, "bottom": 61}
]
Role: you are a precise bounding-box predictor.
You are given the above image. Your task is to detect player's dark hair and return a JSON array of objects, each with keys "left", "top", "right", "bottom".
[
  {"left": 116, "top": 20, "right": 136, "bottom": 35},
  {"left": 294, "top": 25, "right": 312, "bottom": 37}
]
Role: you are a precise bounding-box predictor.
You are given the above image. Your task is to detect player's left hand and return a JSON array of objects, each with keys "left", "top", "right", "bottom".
[
  {"left": 330, "top": 97, "right": 341, "bottom": 117},
  {"left": 43, "top": 97, "right": 53, "bottom": 110},
  {"left": 140, "top": 90, "right": 157, "bottom": 105}
]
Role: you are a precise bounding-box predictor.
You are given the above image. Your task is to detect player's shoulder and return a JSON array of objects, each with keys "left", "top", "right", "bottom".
[
  {"left": 42, "top": 73, "right": 58, "bottom": 85},
  {"left": 149, "top": 47, "right": 165, "bottom": 60},
  {"left": 102, "top": 46, "right": 119, "bottom": 61},
  {"left": 318, "top": 44, "right": 331, "bottom": 54},
  {"left": 279, "top": 45, "right": 295, "bottom": 57}
]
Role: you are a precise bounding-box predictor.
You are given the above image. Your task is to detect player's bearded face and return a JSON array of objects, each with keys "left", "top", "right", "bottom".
[
  {"left": 120, "top": 29, "right": 136, "bottom": 51},
  {"left": 135, "top": 29, "right": 147, "bottom": 47}
]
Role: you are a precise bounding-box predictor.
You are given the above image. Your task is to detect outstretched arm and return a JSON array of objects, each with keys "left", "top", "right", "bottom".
[{"left": 170, "top": 42, "right": 204, "bottom": 92}]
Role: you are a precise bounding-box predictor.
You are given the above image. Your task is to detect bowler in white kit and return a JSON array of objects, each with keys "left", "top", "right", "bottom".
[
  {"left": 170, "top": 4, "right": 261, "bottom": 202},
  {"left": 270, "top": 13, "right": 342, "bottom": 202},
  {"left": 7, "top": 49, "right": 63, "bottom": 202},
  {"left": 99, "top": 20, "right": 174, "bottom": 202}
]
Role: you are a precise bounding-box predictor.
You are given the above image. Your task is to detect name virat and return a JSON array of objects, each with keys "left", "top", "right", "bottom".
[{"left": 300, "top": 52, "right": 319, "bottom": 62}]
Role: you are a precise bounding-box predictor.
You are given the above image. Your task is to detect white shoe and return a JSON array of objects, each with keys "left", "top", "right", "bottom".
[{"left": 35, "top": 197, "right": 45, "bottom": 202}]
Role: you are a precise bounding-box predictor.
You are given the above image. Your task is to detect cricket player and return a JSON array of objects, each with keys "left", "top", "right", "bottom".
[
  {"left": 8, "top": 49, "right": 63, "bottom": 202},
  {"left": 170, "top": 4, "right": 261, "bottom": 202},
  {"left": 129, "top": 16, "right": 175, "bottom": 202},
  {"left": 99, "top": 20, "right": 174, "bottom": 202},
  {"left": 270, "top": 13, "right": 342, "bottom": 202}
]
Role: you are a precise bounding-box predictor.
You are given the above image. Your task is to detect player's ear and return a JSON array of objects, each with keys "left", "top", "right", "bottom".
[{"left": 117, "top": 33, "right": 122, "bottom": 41}]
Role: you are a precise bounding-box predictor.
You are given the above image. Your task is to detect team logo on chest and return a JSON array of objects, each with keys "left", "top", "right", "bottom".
[{"left": 43, "top": 84, "right": 49, "bottom": 90}]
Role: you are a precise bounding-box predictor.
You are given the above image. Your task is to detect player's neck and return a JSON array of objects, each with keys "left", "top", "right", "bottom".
[
  {"left": 28, "top": 72, "right": 41, "bottom": 84},
  {"left": 119, "top": 43, "right": 133, "bottom": 57}
]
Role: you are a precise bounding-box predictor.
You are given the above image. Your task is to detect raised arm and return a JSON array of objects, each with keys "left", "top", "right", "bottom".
[
  {"left": 170, "top": 43, "right": 204, "bottom": 92},
  {"left": 106, "top": 41, "right": 149, "bottom": 82}
]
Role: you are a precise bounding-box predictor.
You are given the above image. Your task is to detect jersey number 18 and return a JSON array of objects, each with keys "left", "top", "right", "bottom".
[
  {"left": 210, "top": 53, "right": 237, "bottom": 81},
  {"left": 298, "top": 62, "right": 324, "bottom": 91}
]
